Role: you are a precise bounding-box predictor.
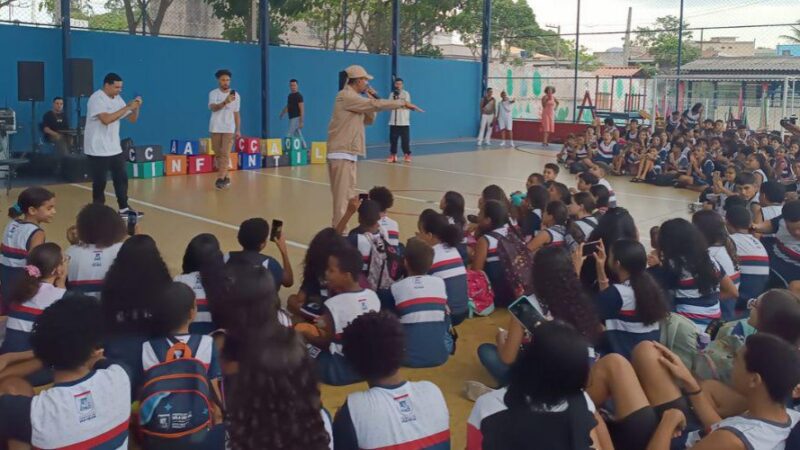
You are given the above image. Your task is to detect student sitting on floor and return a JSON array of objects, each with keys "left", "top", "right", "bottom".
[
  {"left": 693, "top": 210, "right": 741, "bottom": 320},
  {"left": 287, "top": 228, "right": 348, "bottom": 321},
  {"left": 65, "top": 203, "right": 127, "bottom": 298},
  {"left": 175, "top": 233, "right": 225, "bottom": 335},
  {"left": 472, "top": 200, "right": 513, "bottom": 307},
  {"left": 527, "top": 201, "right": 575, "bottom": 252},
  {"left": 590, "top": 163, "right": 618, "bottom": 208},
  {"left": 227, "top": 217, "right": 294, "bottom": 290},
  {"left": 333, "top": 311, "right": 450, "bottom": 450},
  {"left": 0, "top": 294, "right": 132, "bottom": 450},
  {"left": 370, "top": 186, "right": 400, "bottom": 247},
  {"left": 337, "top": 199, "right": 384, "bottom": 276},
  {"left": 543, "top": 163, "right": 560, "bottom": 184},
  {"left": 751, "top": 200, "right": 800, "bottom": 288},
  {"left": 306, "top": 245, "right": 381, "bottom": 386},
  {"left": 726, "top": 206, "right": 769, "bottom": 310},
  {"left": 390, "top": 238, "right": 450, "bottom": 368}
]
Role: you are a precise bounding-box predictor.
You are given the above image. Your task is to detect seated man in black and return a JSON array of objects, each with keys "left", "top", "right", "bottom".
[{"left": 42, "top": 97, "right": 69, "bottom": 155}]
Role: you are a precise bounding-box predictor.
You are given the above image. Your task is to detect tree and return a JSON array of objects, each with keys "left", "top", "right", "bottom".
[
  {"left": 204, "top": 0, "right": 308, "bottom": 42},
  {"left": 634, "top": 15, "right": 700, "bottom": 68},
  {"left": 779, "top": 20, "right": 800, "bottom": 44}
]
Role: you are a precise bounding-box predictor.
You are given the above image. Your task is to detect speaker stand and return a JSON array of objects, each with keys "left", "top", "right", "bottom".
[
  {"left": 29, "top": 100, "right": 38, "bottom": 154},
  {"left": 75, "top": 95, "right": 85, "bottom": 154}
]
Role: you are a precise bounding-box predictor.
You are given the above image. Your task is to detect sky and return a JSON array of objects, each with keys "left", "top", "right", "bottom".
[{"left": 526, "top": 0, "right": 799, "bottom": 52}]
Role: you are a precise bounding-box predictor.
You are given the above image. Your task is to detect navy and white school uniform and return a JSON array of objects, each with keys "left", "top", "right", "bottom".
[
  {"left": 66, "top": 242, "right": 123, "bottom": 298},
  {"left": 429, "top": 243, "right": 469, "bottom": 322},
  {"left": 594, "top": 141, "right": 618, "bottom": 164},
  {"left": 708, "top": 246, "right": 740, "bottom": 289},
  {"left": 0, "top": 361, "right": 132, "bottom": 449},
  {"left": 595, "top": 281, "right": 660, "bottom": 359},
  {"left": 445, "top": 216, "right": 470, "bottom": 263},
  {"left": 483, "top": 226, "right": 513, "bottom": 306},
  {"left": 731, "top": 233, "right": 769, "bottom": 303},
  {"left": 542, "top": 224, "right": 573, "bottom": 251},
  {"left": 576, "top": 145, "right": 590, "bottom": 161},
  {"left": 668, "top": 262, "right": 723, "bottom": 333},
  {"left": 347, "top": 229, "right": 384, "bottom": 274},
  {"left": 379, "top": 214, "right": 400, "bottom": 248},
  {"left": 225, "top": 250, "right": 285, "bottom": 291},
  {"left": 0, "top": 220, "right": 41, "bottom": 307},
  {"left": 142, "top": 334, "right": 222, "bottom": 380},
  {"left": 574, "top": 216, "right": 599, "bottom": 241},
  {"left": 521, "top": 208, "right": 542, "bottom": 239},
  {"left": 174, "top": 272, "right": 215, "bottom": 335},
  {"left": 692, "top": 157, "right": 715, "bottom": 186},
  {"left": 760, "top": 204, "right": 783, "bottom": 251},
  {"left": 0, "top": 283, "right": 65, "bottom": 354},
  {"left": 597, "top": 178, "right": 617, "bottom": 207},
  {"left": 333, "top": 381, "right": 450, "bottom": 450},
  {"left": 684, "top": 409, "right": 800, "bottom": 450},
  {"left": 391, "top": 276, "right": 449, "bottom": 368},
  {"left": 770, "top": 216, "right": 800, "bottom": 285}
]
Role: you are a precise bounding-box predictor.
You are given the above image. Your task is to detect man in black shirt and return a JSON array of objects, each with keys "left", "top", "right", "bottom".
[
  {"left": 280, "top": 79, "right": 306, "bottom": 148},
  {"left": 42, "top": 97, "right": 70, "bottom": 155}
]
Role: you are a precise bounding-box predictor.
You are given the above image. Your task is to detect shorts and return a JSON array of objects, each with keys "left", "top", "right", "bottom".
[
  {"left": 497, "top": 115, "right": 513, "bottom": 131},
  {"left": 607, "top": 396, "right": 699, "bottom": 450}
]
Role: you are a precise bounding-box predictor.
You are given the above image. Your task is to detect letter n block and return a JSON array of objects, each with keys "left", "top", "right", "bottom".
[
  {"left": 264, "top": 154, "right": 290, "bottom": 168},
  {"left": 188, "top": 155, "right": 214, "bottom": 174},
  {"left": 262, "top": 138, "right": 282, "bottom": 156},
  {"left": 164, "top": 155, "right": 187, "bottom": 176},
  {"left": 237, "top": 137, "right": 260, "bottom": 154},
  {"left": 289, "top": 149, "right": 309, "bottom": 166},
  {"left": 310, "top": 142, "right": 327, "bottom": 164},
  {"left": 239, "top": 153, "right": 263, "bottom": 170}
]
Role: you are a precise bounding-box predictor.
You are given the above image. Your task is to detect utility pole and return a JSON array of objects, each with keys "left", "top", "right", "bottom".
[
  {"left": 675, "top": 0, "right": 685, "bottom": 110},
  {"left": 545, "top": 24, "right": 561, "bottom": 67},
  {"left": 622, "top": 7, "right": 632, "bottom": 66},
  {"left": 572, "top": 0, "right": 580, "bottom": 123},
  {"left": 699, "top": 28, "right": 704, "bottom": 54}
]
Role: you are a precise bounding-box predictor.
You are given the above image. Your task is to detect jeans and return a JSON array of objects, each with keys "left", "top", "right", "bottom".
[
  {"left": 288, "top": 117, "right": 307, "bottom": 148},
  {"left": 87, "top": 153, "right": 129, "bottom": 209},
  {"left": 477, "top": 343, "right": 510, "bottom": 387},
  {"left": 389, "top": 125, "right": 410, "bottom": 155}
]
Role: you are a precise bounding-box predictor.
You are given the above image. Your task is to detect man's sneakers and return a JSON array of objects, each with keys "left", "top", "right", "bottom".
[
  {"left": 403, "top": 154, "right": 412, "bottom": 163},
  {"left": 119, "top": 208, "right": 144, "bottom": 219},
  {"left": 215, "top": 177, "right": 231, "bottom": 190},
  {"left": 387, "top": 155, "right": 398, "bottom": 163}
]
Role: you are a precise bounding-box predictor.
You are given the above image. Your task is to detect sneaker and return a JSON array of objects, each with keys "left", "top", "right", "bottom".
[
  {"left": 403, "top": 154, "right": 412, "bottom": 163},
  {"left": 477, "top": 140, "right": 483, "bottom": 146},
  {"left": 464, "top": 380, "right": 494, "bottom": 402},
  {"left": 386, "top": 155, "right": 398, "bottom": 163},
  {"left": 486, "top": 140, "right": 492, "bottom": 146},
  {"left": 510, "top": 140, "right": 515, "bottom": 147},
  {"left": 499, "top": 141, "right": 506, "bottom": 147},
  {"left": 119, "top": 208, "right": 144, "bottom": 218},
  {"left": 222, "top": 177, "right": 232, "bottom": 189},
  {"left": 214, "top": 178, "right": 225, "bottom": 190}
]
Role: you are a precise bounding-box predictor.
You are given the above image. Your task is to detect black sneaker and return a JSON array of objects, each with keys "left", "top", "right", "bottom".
[
  {"left": 119, "top": 208, "right": 144, "bottom": 218},
  {"left": 214, "top": 178, "right": 225, "bottom": 190},
  {"left": 223, "top": 177, "right": 231, "bottom": 188}
]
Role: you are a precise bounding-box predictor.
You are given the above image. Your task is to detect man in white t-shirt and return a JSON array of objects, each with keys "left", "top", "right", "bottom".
[
  {"left": 208, "top": 69, "right": 240, "bottom": 190},
  {"left": 84, "top": 73, "right": 142, "bottom": 217},
  {"left": 387, "top": 78, "right": 413, "bottom": 163}
]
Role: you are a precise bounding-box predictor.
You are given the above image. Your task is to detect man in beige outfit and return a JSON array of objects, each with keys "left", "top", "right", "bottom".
[{"left": 327, "top": 65, "right": 420, "bottom": 226}]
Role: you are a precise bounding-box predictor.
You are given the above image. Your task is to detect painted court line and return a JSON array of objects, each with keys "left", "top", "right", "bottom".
[{"left": 67, "top": 183, "right": 310, "bottom": 250}]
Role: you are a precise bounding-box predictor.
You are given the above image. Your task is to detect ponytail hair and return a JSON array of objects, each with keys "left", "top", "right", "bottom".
[
  {"left": 9, "top": 187, "right": 55, "bottom": 218},
  {"left": 418, "top": 209, "right": 462, "bottom": 248},
  {"left": 610, "top": 240, "right": 669, "bottom": 325},
  {"left": 441, "top": 191, "right": 466, "bottom": 229},
  {"left": 9, "top": 243, "right": 62, "bottom": 304}
]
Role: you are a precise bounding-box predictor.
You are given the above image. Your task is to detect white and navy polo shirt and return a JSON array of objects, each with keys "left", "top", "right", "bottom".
[
  {"left": 595, "top": 281, "right": 660, "bottom": 359},
  {"left": 760, "top": 204, "right": 783, "bottom": 241},
  {"left": 574, "top": 216, "right": 599, "bottom": 241},
  {"left": 174, "top": 272, "right": 214, "bottom": 335},
  {"left": 731, "top": 233, "right": 769, "bottom": 300},
  {"left": 429, "top": 243, "right": 469, "bottom": 316},
  {"left": 0, "top": 361, "right": 131, "bottom": 449},
  {"left": 708, "top": 246, "right": 740, "bottom": 289},
  {"left": 66, "top": 242, "right": 123, "bottom": 298},
  {"left": 684, "top": 409, "right": 800, "bottom": 449},
  {"left": 670, "top": 261, "right": 723, "bottom": 332},
  {"left": 142, "top": 334, "right": 222, "bottom": 380},
  {"left": 324, "top": 289, "right": 381, "bottom": 355},
  {"left": 390, "top": 275, "right": 449, "bottom": 367},
  {"left": 0, "top": 220, "right": 41, "bottom": 269},
  {"left": 595, "top": 140, "right": 617, "bottom": 163},
  {"left": 1, "top": 283, "right": 66, "bottom": 353},
  {"left": 348, "top": 230, "right": 384, "bottom": 273},
  {"left": 772, "top": 216, "right": 800, "bottom": 282},
  {"left": 597, "top": 178, "right": 617, "bottom": 208},
  {"left": 333, "top": 381, "right": 450, "bottom": 450},
  {"left": 379, "top": 215, "right": 400, "bottom": 248}
]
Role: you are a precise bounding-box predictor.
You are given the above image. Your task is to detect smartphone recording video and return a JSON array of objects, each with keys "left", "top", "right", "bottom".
[
  {"left": 270, "top": 219, "right": 283, "bottom": 242},
  {"left": 583, "top": 240, "right": 601, "bottom": 255},
  {"left": 508, "top": 296, "right": 547, "bottom": 332}
]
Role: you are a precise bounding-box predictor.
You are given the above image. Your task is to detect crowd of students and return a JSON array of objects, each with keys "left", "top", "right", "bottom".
[{"left": 0, "top": 112, "right": 799, "bottom": 449}]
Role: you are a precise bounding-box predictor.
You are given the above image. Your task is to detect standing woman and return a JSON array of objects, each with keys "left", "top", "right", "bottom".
[{"left": 541, "top": 86, "right": 559, "bottom": 147}]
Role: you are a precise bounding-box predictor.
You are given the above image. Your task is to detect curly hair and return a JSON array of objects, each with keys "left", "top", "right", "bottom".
[
  {"left": 226, "top": 327, "right": 330, "bottom": 450},
  {"left": 301, "top": 228, "right": 348, "bottom": 292},
  {"left": 101, "top": 235, "right": 172, "bottom": 334},
  {"left": 76, "top": 203, "right": 126, "bottom": 247},
  {"left": 30, "top": 293, "right": 104, "bottom": 370},
  {"left": 342, "top": 311, "right": 405, "bottom": 380},
  {"left": 532, "top": 246, "right": 600, "bottom": 343}
]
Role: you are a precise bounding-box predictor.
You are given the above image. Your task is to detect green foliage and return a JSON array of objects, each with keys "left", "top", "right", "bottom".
[
  {"left": 634, "top": 15, "right": 700, "bottom": 68},
  {"left": 205, "top": 0, "right": 305, "bottom": 42},
  {"left": 779, "top": 20, "right": 800, "bottom": 44}
]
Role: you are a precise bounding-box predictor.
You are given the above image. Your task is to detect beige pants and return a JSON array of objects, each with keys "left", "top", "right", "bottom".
[
  {"left": 328, "top": 159, "right": 357, "bottom": 227},
  {"left": 211, "top": 133, "right": 233, "bottom": 177}
]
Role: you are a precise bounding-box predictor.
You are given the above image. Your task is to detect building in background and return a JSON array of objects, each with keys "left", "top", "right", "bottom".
[{"left": 694, "top": 36, "right": 755, "bottom": 58}]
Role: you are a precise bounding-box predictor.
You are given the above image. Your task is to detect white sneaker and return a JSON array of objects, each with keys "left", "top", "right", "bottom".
[
  {"left": 486, "top": 140, "right": 492, "bottom": 146},
  {"left": 477, "top": 140, "right": 483, "bottom": 146},
  {"left": 510, "top": 140, "right": 515, "bottom": 147},
  {"left": 464, "top": 380, "right": 494, "bottom": 402},
  {"left": 499, "top": 141, "right": 506, "bottom": 147}
]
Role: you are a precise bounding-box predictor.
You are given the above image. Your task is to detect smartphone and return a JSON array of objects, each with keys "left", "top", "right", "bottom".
[
  {"left": 230, "top": 89, "right": 236, "bottom": 97},
  {"left": 583, "top": 240, "right": 602, "bottom": 255},
  {"left": 508, "top": 296, "right": 547, "bottom": 332},
  {"left": 270, "top": 219, "right": 283, "bottom": 242},
  {"left": 126, "top": 211, "right": 138, "bottom": 237},
  {"left": 358, "top": 193, "right": 369, "bottom": 202}
]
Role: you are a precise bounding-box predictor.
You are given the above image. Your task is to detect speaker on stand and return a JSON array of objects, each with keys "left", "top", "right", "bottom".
[
  {"left": 17, "top": 61, "right": 45, "bottom": 153},
  {"left": 66, "top": 58, "right": 93, "bottom": 154}
]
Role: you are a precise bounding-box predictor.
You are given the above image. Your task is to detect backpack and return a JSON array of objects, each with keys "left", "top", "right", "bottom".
[
  {"left": 659, "top": 313, "right": 700, "bottom": 369},
  {"left": 138, "top": 336, "right": 216, "bottom": 449},
  {"left": 692, "top": 333, "right": 745, "bottom": 384},
  {"left": 361, "top": 233, "right": 404, "bottom": 290},
  {"left": 653, "top": 173, "right": 677, "bottom": 187},
  {"left": 487, "top": 228, "right": 536, "bottom": 299},
  {"left": 467, "top": 269, "right": 495, "bottom": 317}
]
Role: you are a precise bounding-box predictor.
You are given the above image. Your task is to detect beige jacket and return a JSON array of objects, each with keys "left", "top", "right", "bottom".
[{"left": 327, "top": 85, "right": 406, "bottom": 157}]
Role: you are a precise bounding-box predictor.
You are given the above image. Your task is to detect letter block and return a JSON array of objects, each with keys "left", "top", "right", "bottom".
[
  {"left": 128, "top": 145, "right": 164, "bottom": 163},
  {"left": 164, "top": 155, "right": 187, "bottom": 176},
  {"left": 188, "top": 155, "right": 214, "bottom": 174},
  {"left": 199, "top": 138, "right": 215, "bottom": 155},
  {"left": 170, "top": 139, "right": 200, "bottom": 156},
  {"left": 310, "top": 142, "right": 327, "bottom": 164},
  {"left": 264, "top": 154, "right": 290, "bottom": 168},
  {"left": 126, "top": 161, "right": 164, "bottom": 179},
  {"left": 214, "top": 152, "right": 239, "bottom": 172},
  {"left": 262, "top": 138, "right": 283, "bottom": 156},
  {"left": 283, "top": 136, "right": 304, "bottom": 154},
  {"left": 237, "top": 137, "right": 261, "bottom": 154},
  {"left": 239, "top": 153, "right": 263, "bottom": 170},
  {"left": 289, "top": 149, "right": 309, "bottom": 166}
]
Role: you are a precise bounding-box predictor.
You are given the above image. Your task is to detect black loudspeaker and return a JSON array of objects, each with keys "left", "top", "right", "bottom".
[
  {"left": 67, "top": 58, "right": 93, "bottom": 97},
  {"left": 18, "top": 61, "right": 45, "bottom": 102},
  {"left": 61, "top": 154, "right": 90, "bottom": 182}
]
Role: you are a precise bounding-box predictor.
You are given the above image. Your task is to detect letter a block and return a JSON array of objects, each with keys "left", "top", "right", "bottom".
[
  {"left": 214, "top": 153, "right": 238, "bottom": 172},
  {"left": 199, "top": 138, "right": 215, "bottom": 155},
  {"left": 188, "top": 155, "right": 214, "bottom": 174},
  {"left": 170, "top": 139, "right": 200, "bottom": 156},
  {"left": 239, "top": 153, "right": 263, "bottom": 170},
  {"left": 237, "top": 137, "right": 260, "bottom": 154},
  {"left": 261, "top": 138, "right": 282, "bottom": 156},
  {"left": 264, "top": 154, "right": 290, "bottom": 168},
  {"left": 310, "top": 142, "right": 327, "bottom": 164},
  {"left": 164, "top": 155, "right": 187, "bottom": 176},
  {"left": 289, "top": 149, "right": 309, "bottom": 166},
  {"left": 126, "top": 161, "right": 164, "bottom": 179}
]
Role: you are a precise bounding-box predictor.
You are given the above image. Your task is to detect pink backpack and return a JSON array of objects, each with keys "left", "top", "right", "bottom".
[{"left": 467, "top": 269, "right": 495, "bottom": 317}]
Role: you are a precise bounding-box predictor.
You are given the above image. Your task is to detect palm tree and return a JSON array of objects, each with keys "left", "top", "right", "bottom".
[{"left": 780, "top": 20, "right": 800, "bottom": 44}]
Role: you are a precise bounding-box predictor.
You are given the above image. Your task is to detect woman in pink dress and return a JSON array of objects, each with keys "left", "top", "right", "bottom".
[{"left": 541, "top": 86, "right": 559, "bottom": 147}]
